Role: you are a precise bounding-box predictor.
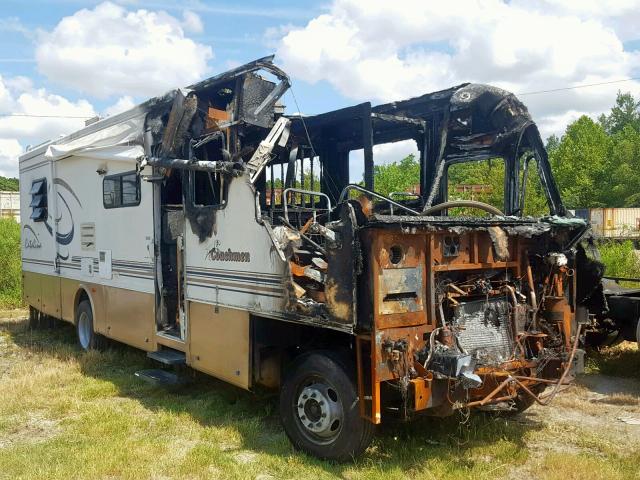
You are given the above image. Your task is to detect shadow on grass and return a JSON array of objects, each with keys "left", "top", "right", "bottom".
[
  {"left": 3, "top": 316, "right": 543, "bottom": 476},
  {"left": 587, "top": 342, "right": 640, "bottom": 378}
]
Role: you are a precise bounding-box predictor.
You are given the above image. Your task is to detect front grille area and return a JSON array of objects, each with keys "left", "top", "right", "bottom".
[{"left": 452, "top": 297, "right": 515, "bottom": 365}]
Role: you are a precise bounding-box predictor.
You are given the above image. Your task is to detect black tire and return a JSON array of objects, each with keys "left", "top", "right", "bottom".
[
  {"left": 636, "top": 318, "right": 640, "bottom": 348},
  {"left": 75, "top": 300, "right": 103, "bottom": 351},
  {"left": 279, "top": 351, "right": 375, "bottom": 461}
]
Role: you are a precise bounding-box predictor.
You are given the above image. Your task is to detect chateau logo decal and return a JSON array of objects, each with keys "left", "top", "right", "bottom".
[{"left": 23, "top": 225, "right": 42, "bottom": 249}]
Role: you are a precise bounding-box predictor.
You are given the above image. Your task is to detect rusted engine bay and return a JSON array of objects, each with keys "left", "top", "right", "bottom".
[{"left": 140, "top": 56, "right": 588, "bottom": 422}]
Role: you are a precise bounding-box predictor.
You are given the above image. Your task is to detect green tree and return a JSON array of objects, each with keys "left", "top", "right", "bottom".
[
  {"left": 598, "top": 91, "right": 640, "bottom": 134},
  {"left": 0, "top": 176, "right": 19, "bottom": 191},
  {"left": 448, "top": 159, "right": 505, "bottom": 211},
  {"left": 549, "top": 116, "right": 612, "bottom": 208},
  {"left": 545, "top": 134, "right": 560, "bottom": 154},
  {"left": 608, "top": 124, "right": 640, "bottom": 206},
  {"left": 372, "top": 154, "right": 420, "bottom": 197}
]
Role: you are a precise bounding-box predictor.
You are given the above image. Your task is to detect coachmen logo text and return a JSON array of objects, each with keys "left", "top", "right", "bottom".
[{"left": 206, "top": 244, "right": 250, "bottom": 263}]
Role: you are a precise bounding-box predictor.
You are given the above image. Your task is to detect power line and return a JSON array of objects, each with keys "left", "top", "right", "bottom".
[
  {"left": 0, "top": 113, "right": 94, "bottom": 119},
  {"left": 1, "top": 76, "right": 639, "bottom": 120},
  {"left": 518, "top": 77, "right": 640, "bottom": 96}
]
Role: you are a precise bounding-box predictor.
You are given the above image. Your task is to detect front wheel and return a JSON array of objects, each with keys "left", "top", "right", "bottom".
[
  {"left": 279, "top": 351, "right": 374, "bottom": 461},
  {"left": 75, "top": 300, "right": 103, "bottom": 351}
]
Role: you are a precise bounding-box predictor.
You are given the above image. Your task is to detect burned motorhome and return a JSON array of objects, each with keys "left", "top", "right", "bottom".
[{"left": 20, "top": 56, "right": 589, "bottom": 460}]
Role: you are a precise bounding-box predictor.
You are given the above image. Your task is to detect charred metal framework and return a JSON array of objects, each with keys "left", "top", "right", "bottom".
[
  {"left": 123, "top": 56, "right": 589, "bottom": 449},
  {"left": 135, "top": 56, "right": 588, "bottom": 408}
]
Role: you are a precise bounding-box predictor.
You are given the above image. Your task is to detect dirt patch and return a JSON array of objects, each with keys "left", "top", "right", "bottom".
[
  {"left": 0, "top": 412, "right": 61, "bottom": 449},
  {"left": 510, "top": 373, "right": 640, "bottom": 460},
  {"left": 232, "top": 450, "right": 259, "bottom": 465}
]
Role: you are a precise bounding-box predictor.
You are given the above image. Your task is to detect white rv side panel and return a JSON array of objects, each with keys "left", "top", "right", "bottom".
[
  {"left": 45, "top": 155, "right": 155, "bottom": 293},
  {"left": 20, "top": 149, "right": 156, "bottom": 347},
  {"left": 20, "top": 158, "right": 57, "bottom": 276},
  {"left": 184, "top": 175, "right": 287, "bottom": 316}
]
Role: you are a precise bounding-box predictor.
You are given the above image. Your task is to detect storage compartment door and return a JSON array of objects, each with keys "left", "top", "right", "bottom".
[{"left": 188, "top": 302, "right": 250, "bottom": 389}]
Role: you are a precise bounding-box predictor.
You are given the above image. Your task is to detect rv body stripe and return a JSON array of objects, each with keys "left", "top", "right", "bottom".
[
  {"left": 187, "top": 281, "right": 284, "bottom": 299},
  {"left": 187, "top": 265, "right": 282, "bottom": 279},
  {"left": 186, "top": 268, "right": 283, "bottom": 286},
  {"left": 22, "top": 258, "right": 54, "bottom": 266},
  {"left": 187, "top": 275, "right": 283, "bottom": 295}
]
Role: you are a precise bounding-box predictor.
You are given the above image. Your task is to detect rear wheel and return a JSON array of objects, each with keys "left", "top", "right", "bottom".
[
  {"left": 76, "top": 300, "right": 102, "bottom": 351},
  {"left": 279, "top": 351, "right": 374, "bottom": 461}
]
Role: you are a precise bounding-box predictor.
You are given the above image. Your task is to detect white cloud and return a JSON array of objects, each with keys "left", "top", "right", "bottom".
[
  {"left": 103, "top": 95, "right": 136, "bottom": 117},
  {"left": 0, "top": 75, "right": 96, "bottom": 176},
  {"left": 349, "top": 139, "right": 419, "bottom": 183},
  {"left": 276, "top": 0, "right": 640, "bottom": 138},
  {"left": 0, "top": 139, "right": 23, "bottom": 178},
  {"left": 0, "top": 16, "right": 31, "bottom": 38},
  {"left": 181, "top": 10, "right": 203, "bottom": 33},
  {"left": 0, "top": 85, "right": 95, "bottom": 139},
  {"left": 35, "top": 1, "right": 213, "bottom": 98}
]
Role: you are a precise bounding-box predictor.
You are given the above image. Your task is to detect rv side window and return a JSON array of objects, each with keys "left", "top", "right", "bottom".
[
  {"left": 191, "top": 171, "right": 225, "bottom": 207},
  {"left": 103, "top": 171, "right": 140, "bottom": 208},
  {"left": 29, "top": 178, "right": 48, "bottom": 221}
]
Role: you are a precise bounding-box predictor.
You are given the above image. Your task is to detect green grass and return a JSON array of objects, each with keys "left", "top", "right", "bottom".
[
  {"left": 597, "top": 240, "right": 640, "bottom": 286},
  {"left": 1, "top": 315, "right": 640, "bottom": 480},
  {"left": 0, "top": 218, "right": 22, "bottom": 309},
  {"left": 587, "top": 342, "right": 640, "bottom": 378}
]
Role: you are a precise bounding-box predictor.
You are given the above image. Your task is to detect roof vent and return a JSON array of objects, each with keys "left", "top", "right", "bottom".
[{"left": 85, "top": 116, "right": 101, "bottom": 127}]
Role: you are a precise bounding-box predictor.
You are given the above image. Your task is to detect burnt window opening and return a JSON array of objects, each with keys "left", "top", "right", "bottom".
[
  {"left": 190, "top": 171, "right": 226, "bottom": 208},
  {"left": 262, "top": 151, "right": 328, "bottom": 228},
  {"left": 29, "top": 178, "right": 48, "bottom": 221},
  {"left": 103, "top": 171, "right": 141, "bottom": 209},
  {"left": 445, "top": 158, "right": 506, "bottom": 216}
]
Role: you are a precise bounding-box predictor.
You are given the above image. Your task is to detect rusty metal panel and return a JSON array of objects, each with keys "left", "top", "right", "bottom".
[
  {"left": 373, "top": 324, "right": 429, "bottom": 382},
  {"left": 377, "top": 266, "right": 423, "bottom": 315},
  {"left": 371, "top": 232, "right": 427, "bottom": 329}
]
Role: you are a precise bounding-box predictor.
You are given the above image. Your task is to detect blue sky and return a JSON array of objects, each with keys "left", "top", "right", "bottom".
[
  {"left": 0, "top": 0, "right": 350, "bottom": 115},
  {"left": 1, "top": 0, "right": 640, "bottom": 178}
]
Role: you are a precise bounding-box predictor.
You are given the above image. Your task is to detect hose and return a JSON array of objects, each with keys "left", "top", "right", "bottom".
[{"left": 421, "top": 200, "right": 505, "bottom": 216}]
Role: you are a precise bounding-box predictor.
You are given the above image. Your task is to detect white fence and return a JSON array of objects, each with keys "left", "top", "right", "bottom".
[{"left": 0, "top": 191, "right": 20, "bottom": 222}]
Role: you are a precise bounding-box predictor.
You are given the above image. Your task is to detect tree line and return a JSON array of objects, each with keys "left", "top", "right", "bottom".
[
  {"left": 0, "top": 176, "right": 18, "bottom": 191},
  {"left": 373, "top": 91, "right": 640, "bottom": 213}
]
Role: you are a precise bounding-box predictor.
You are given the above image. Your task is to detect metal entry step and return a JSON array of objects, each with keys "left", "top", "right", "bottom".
[
  {"left": 147, "top": 349, "right": 186, "bottom": 365},
  {"left": 134, "top": 369, "right": 186, "bottom": 387}
]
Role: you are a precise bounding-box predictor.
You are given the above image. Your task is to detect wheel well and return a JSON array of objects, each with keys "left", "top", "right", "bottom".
[
  {"left": 73, "top": 289, "right": 91, "bottom": 324},
  {"left": 251, "top": 315, "right": 355, "bottom": 389}
]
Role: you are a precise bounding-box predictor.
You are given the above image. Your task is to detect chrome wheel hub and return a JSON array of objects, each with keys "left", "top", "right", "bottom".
[
  {"left": 78, "top": 311, "right": 91, "bottom": 349},
  {"left": 296, "top": 383, "right": 343, "bottom": 439}
]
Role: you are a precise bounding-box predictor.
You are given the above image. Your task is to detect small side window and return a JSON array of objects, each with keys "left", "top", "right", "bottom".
[
  {"left": 29, "top": 178, "right": 47, "bottom": 221},
  {"left": 190, "top": 171, "right": 225, "bottom": 208},
  {"left": 103, "top": 171, "right": 140, "bottom": 208}
]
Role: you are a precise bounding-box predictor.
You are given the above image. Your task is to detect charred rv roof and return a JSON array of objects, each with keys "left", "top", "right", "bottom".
[
  {"left": 20, "top": 55, "right": 289, "bottom": 162},
  {"left": 287, "top": 82, "right": 564, "bottom": 217},
  {"left": 21, "top": 56, "right": 565, "bottom": 221}
]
